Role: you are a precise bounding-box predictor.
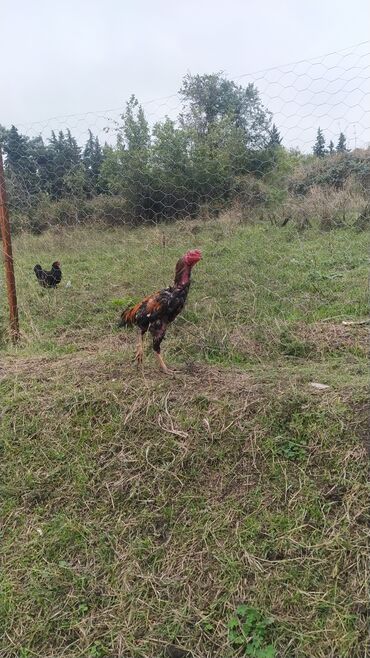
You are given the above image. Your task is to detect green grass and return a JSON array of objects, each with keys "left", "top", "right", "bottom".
[{"left": 0, "top": 218, "right": 368, "bottom": 657}]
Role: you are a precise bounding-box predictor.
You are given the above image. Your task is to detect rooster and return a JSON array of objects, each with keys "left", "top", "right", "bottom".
[
  {"left": 34, "top": 261, "right": 62, "bottom": 288},
  {"left": 118, "top": 249, "right": 202, "bottom": 373}
]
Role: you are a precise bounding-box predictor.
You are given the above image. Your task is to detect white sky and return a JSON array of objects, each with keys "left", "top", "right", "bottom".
[{"left": 2, "top": 0, "right": 370, "bottom": 151}]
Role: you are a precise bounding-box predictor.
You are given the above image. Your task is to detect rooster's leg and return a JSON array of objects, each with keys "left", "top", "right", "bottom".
[
  {"left": 151, "top": 324, "right": 171, "bottom": 374},
  {"left": 135, "top": 331, "right": 144, "bottom": 366},
  {"left": 155, "top": 352, "right": 170, "bottom": 374}
]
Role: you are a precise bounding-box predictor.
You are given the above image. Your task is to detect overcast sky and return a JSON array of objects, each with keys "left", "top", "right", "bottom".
[{"left": 2, "top": 0, "right": 370, "bottom": 150}]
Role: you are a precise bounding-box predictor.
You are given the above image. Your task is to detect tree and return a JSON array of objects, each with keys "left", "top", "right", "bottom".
[
  {"left": 148, "top": 118, "right": 196, "bottom": 218},
  {"left": 63, "top": 164, "right": 87, "bottom": 198},
  {"left": 65, "top": 129, "right": 81, "bottom": 165},
  {"left": 151, "top": 118, "right": 190, "bottom": 184},
  {"left": 3, "top": 125, "right": 27, "bottom": 171},
  {"left": 313, "top": 128, "right": 326, "bottom": 158},
  {"left": 103, "top": 96, "right": 151, "bottom": 217},
  {"left": 328, "top": 140, "right": 335, "bottom": 155},
  {"left": 121, "top": 95, "right": 150, "bottom": 153},
  {"left": 46, "top": 129, "right": 82, "bottom": 199},
  {"left": 0, "top": 124, "right": 7, "bottom": 146},
  {"left": 179, "top": 72, "right": 271, "bottom": 149},
  {"left": 177, "top": 71, "right": 274, "bottom": 206},
  {"left": 268, "top": 124, "right": 282, "bottom": 148},
  {"left": 1, "top": 125, "right": 41, "bottom": 203},
  {"left": 100, "top": 145, "right": 123, "bottom": 196},
  {"left": 122, "top": 97, "right": 151, "bottom": 217},
  {"left": 336, "top": 132, "right": 348, "bottom": 153},
  {"left": 83, "top": 130, "right": 104, "bottom": 196}
]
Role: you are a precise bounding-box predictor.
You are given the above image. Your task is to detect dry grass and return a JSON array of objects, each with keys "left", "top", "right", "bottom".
[
  {"left": 1, "top": 346, "right": 368, "bottom": 658},
  {"left": 271, "top": 185, "right": 367, "bottom": 230},
  {"left": 294, "top": 321, "right": 368, "bottom": 353}
]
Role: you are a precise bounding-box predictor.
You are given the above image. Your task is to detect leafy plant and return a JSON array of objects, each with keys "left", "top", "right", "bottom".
[
  {"left": 228, "top": 605, "right": 276, "bottom": 657},
  {"left": 89, "top": 640, "right": 108, "bottom": 658},
  {"left": 275, "top": 435, "right": 307, "bottom": 460},
  {"left": 19, "top": 650, "right": 32, "bottom": 658}
]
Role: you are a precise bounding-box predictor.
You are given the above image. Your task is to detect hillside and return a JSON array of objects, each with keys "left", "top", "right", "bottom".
[{"left": 0, "top": 219, "right": 369, "bottom": 658}]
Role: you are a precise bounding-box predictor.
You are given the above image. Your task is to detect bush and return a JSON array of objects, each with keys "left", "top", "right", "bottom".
[
  {"left": 354, "top": 202, "right": 370, "bottom": 231},
  {"left": 288, "top": 149, "right": 370, "bottom": 196},
  {"left": 85, "top": 196, "right": 131, "bottom": 226},
  {"left": 233, "top": 175, "right": 269, "bottom": 209},
  {"left": 275, "top": 184, "right": 366, "bottom": 231}
]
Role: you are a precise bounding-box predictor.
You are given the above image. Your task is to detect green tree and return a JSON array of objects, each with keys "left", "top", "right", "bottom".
[
  {"left": 313, "top": 128, "right": 326, "bottom": 158},
  {"left": 1, "top": 125, "right": 41, "bottom": 205},
  {"left": 100, "top": 145, "right": 125, "bottom": 196},
  {"left": 122, "top": 95, "right": 150, "bottom": 152},
  {"left": 336, "top": 132, "right": 348, "bottom": 153},
  {"left": 151, "top": 118, "right": 190, "bottom": 184},
  {"left": 328, "top": 140, "right": 335, "bottom": 155},
  {"left": 179, "top": 72, "right": 271, "bottom": 149},
  {"left": 65, "top": 129, "right": 81, "bottom": 165},
  {"left": 0, "top": 124, "right": 7, "bottom": 146},
  {"left": 63, "top": 164, "right": 87, "bottom": 198},
  {"left": 148, "top": 118, "right": 195, "bottom": 217},
  {"left": 46, "top": 129, "right": 82, "bottom": 199},
  {"left": 177, "top": 72, "right": 274, "bottom": 208},
  {"left": 3, "top": 125, "right": 27, "bottom": 171},
  {"left": 103, "top": 96, "right": 151, "bottom": 218},
  {"left": 188, "top": 119, "right": 235, "bottom": 205},
  {"left": 268, "top": 124, "right": 282, "bottom": 148},
  {"left": 83, "top": 130, "right": 104, "bottom": 196}
]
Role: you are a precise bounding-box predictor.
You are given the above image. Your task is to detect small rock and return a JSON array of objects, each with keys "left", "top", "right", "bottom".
[{"left": 309, "top": 382, "right": 330, "bottom": 390}]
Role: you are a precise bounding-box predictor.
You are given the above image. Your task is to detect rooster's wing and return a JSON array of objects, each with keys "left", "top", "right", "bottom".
[{"left": 122, "top": 286, "right": 187, "bottom": 329}]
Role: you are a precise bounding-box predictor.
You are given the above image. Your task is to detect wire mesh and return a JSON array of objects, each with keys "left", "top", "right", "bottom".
[{"left": 0, "top": 41, "right": 369, "bottom": 350}]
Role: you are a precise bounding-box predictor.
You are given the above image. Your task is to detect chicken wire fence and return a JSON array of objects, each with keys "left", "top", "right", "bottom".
[{"left": 0, "top": 41, "right": 369, "bottom": 347}]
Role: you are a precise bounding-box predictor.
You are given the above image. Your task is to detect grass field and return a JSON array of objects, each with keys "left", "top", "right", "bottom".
[{"left": 0, "top": 217, "right": 369, "bottom": 658}]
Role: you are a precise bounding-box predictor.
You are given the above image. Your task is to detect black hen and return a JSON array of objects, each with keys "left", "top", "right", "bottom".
[{"left": 34, "top": 261, "right": 62, "bottom": 288}]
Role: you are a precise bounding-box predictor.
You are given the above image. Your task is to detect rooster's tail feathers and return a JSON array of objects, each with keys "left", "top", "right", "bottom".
[
  {"left": 34, "top": 265, "right": 43, "bottom": 280},
  {"left": 118, "top": 305, "right": 137, "bottom": 328}
]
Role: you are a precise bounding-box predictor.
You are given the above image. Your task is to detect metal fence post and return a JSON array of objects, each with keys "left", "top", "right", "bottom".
[{"left": 0, "top": 147, "right": 20, "bottom": 343}]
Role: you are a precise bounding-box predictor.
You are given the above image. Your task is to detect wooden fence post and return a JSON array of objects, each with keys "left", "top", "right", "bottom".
[{"left": 0, "top": 147, "right": 19, "bottom": 343}]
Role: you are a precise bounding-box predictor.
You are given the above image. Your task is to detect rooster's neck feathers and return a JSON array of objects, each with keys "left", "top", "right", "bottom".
[{"left": 174, "top": 259, "right": 191, "bottom": 288}]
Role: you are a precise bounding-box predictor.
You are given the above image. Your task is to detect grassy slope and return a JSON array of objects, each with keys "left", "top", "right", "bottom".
[{"left": 0, "top": 218, "right": 368, "bottom": 658}]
